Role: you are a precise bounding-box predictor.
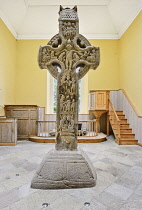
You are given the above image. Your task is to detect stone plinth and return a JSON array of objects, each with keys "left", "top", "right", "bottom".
[{"left": 31, "top": 149, "right": 97, "bottom": 189}]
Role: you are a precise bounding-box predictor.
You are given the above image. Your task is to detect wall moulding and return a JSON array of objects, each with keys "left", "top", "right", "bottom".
[{"left": 109, "top": 89, "right": 142, "bottom": 118}]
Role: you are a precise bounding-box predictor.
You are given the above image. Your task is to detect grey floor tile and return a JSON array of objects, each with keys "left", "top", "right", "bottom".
[
  {"left": 122, "top": 169, "right": 142, "bottom": 184},
  {"left": 3, "top": 176, "right": 28, "bottom": 190},
  {"left": 0, "top": 163, "right": 16, "bottom": 173},
  {"left": 1, "top": 207, "right": 10, "bottom": 210},
  {"left": 0, "top": 137, "right": 142, "bottom": 209},
  {"left": 120, "top": 194, "right": 142, "bottom": 210},
  {"left": 129, "top": 165, "right": 142, "bottom": 174},
  {"left": 104, "top": 183, "right": 133, "bottom": 200},
  {"left": 80, "top": 198, "right": 108, "bottom": 210},
  {"left": 0, "top": 189, "right": 20, "bottom": 209},
  {"left": 95, "top": 191, "right": 125, "bottom": 210},
  {"left": 12, "top": 159, "right": 29, "bottom": 168},
  {"left": 135, "top": 182, "right": 142, "bottom": 196},
  {"left": 50, "top": 193, "right": 83, "bottom": 210},
  {"left": 0, "top": 184, "right": 7, "bottom": 194},
  {"left": 23, "top": 162, "right": 38, "bottom": 172},
  {"left": 66, "top": 188, "right": 94, "bottom": 202},
  {"left": 115, "top": 175, "right": 140, "bottom": 190}
]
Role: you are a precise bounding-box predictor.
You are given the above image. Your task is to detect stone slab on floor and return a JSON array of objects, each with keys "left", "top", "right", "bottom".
[{"left": 31, "top": 149, "right": 97, "bottom": 189}]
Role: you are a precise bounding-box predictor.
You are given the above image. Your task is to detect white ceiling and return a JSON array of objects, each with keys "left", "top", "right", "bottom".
[{"left": 0, "top": 0, "right": 142, "bottom": 40}]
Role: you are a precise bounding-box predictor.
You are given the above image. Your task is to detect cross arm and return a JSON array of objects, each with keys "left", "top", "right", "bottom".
[
  {"left": 38, "top": 44, "right": 66, "bottom": 79},
  {"left": 73, "top": 45, "right": 100, "bottom": 80}
]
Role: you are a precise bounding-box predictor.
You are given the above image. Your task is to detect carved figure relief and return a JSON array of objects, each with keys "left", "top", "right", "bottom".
[{"left": 38, "top": 6, "right": 100, "bottom": 150}]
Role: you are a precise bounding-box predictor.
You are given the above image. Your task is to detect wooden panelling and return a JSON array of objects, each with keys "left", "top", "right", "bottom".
[
  {"left": 0, "top": 143, "right": 16, "bottom": 146},
  {"left": 17, "top": 119, "right": 29, "bottom": 139},
  {"left": 30, "top": 119, "right": 38, "bottom": 136},
  {"left": 12, "top": 110, "right": 29, "bottom": 118},
  {"left": 38, "top": 107, "right": 45, "bottom": 121},
  {"left": 96, "top": 91, "right": 107, "bottom": 110},
  {"left": 0, "top": 119, "right": 17, "bottom": 145},
  {"left": 4, "top": 105, "right": 38, "bottom": 140},
  {"left": 88, "top": 91, "right": 110, "bottom": 136},
  {"left": 89, "top": 92, "right": 95, "bottom": 110},
  {"left": 89, "top": 90, "right": 110, "bottom": 110}
]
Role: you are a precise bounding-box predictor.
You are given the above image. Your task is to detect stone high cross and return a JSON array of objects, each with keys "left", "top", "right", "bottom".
[
  {"left": 38, "top": 6, "right": 100, "bottom": 150},
  {"left": 31, "top": 5, "right": 99, "bottom": 190}
]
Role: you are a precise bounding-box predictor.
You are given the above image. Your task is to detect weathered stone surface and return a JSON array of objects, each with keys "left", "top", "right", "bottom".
[
  {"left": 38, "top": 6, "right": 100, "bottom": 151},
  {"left": 31, "top": 5, "right": 99, "bottom": 189},
  {"left": 31, "top": 149, "right": 97, "bottom": 189}
]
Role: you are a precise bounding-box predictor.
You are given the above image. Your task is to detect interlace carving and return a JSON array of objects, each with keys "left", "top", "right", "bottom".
[{"left": 38, "top": 6, "right": 100, "bottom": 150}]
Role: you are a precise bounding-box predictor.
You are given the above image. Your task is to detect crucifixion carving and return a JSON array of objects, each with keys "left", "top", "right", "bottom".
[{"left": 38, "top": 5, "right": 100, "bottom": 150}]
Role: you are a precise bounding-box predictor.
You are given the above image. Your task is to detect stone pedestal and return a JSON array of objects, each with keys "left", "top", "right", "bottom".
[{"left": 31, "top": 149, "right": 97, "bottom": 189}]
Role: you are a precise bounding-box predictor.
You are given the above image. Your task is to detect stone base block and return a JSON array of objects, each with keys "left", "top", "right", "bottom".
[{"left": 31, "top": 149, "right": 97, "bottom": 189}]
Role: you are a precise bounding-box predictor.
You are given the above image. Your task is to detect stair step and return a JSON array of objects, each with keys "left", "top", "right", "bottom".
[
  {"left": 119, "top": 139, "right": 138, "bottom": 145},
  {"left": 109, "top": 116, "right": 125, "bottom": 120},
  {"left": 113, "top": 128, "right": 132, "bottom": 133},
  {"left": 111, "top": 123, "right": 130, "bottom": 129},
  {"left": 115, "top": 133, "right": 135, "bottom": 138},
  {"left": 110, "top": 109, "right": 137, "bottom": 145},
  {"left": 121, "top": 133, "right": 135, "bottom": 138},
  {"left": 118, "top": 115, "right": 126, "bottom": 119},
  {"left": 120, "top": 119, "right": 127, "bottom": 123},
  {"left": 116, "top": 111, "right": 123, "bottom": 115},
  {"left": 120, "top": 129, "right": 132, "bottom": 133},
  {"left": 111, "top": 119, "right": 128, "bottom": 124},
  {"left": 120, "top": 124, "right": 130, "bottom": 128}
]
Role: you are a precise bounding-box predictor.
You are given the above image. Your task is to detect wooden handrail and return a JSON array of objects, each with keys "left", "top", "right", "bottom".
[
  {"left": 37, "top": 120, "right": 97, "bottom": 123},
  {"left": 109, "top": 99, "right": 120, "bottom": 122},
  {"left": 38, "top": 121, "right": 55, "bottom": 123},
  {"left": 109, "top": 99, "right": 121, "bottom": 142},
  {"left": 79, "top": 120, "right": 97, "bottom": 123},
  {"left": 122, "top": 89, "right": 142, "bottom": 117},
  {"left": 37, "top": 120, "right": 97, "bottom": 137}
]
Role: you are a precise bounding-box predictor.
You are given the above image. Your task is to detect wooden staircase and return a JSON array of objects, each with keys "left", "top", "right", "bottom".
[{"left": 109, "top": 101, "right": 138, "bottom": 145}]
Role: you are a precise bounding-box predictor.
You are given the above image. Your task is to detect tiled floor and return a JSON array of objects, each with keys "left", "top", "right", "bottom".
[{"left": 0, "top": 135, "right": 142, "bottom": 210}]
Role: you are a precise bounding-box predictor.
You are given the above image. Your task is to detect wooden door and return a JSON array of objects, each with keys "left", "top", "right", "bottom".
[{"left": 96, "top": 91, "right": 107, "bottom": 110}]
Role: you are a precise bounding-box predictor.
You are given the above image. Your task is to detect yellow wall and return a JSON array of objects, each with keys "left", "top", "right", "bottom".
[
  {"left": 1, "top": 11, "right": 142, "bottom": 115},
  {"left": 88, "top": 39, "right": 120, "bottom": 91},
  {"left": 16, "top": 39, "right": 120, "bottom": 113},
  {"left": 16, "top": 40, "right": 47, "bottom": 107},
  {"left": 0, "top": 19, "right": 17, "bottom": 115},
  {"left": 80, "top": 39, "right": 120, "bottom": 113},
  {"left": 119, "top": 11, "right": 142, "bottom": 115},
  {"left": 0, "top": 25, "right": 121, "bottom": 114}
]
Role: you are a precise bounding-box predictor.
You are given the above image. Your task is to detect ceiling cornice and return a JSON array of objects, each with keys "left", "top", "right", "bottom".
[
  {"left": 0, "top": 1, "right": 142, "bottom": 40},
  {"left": 27, "top": 0, "right": 110, "bottom": 6},
  {"left": 16, "top": 33, "right": 119, "bottom": 40},
  {"left": 118, "top": 5, "right": 142, "bottom": 38},
  {"left": 0, "top": 8, "right": 17, "bottom": 38}
]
